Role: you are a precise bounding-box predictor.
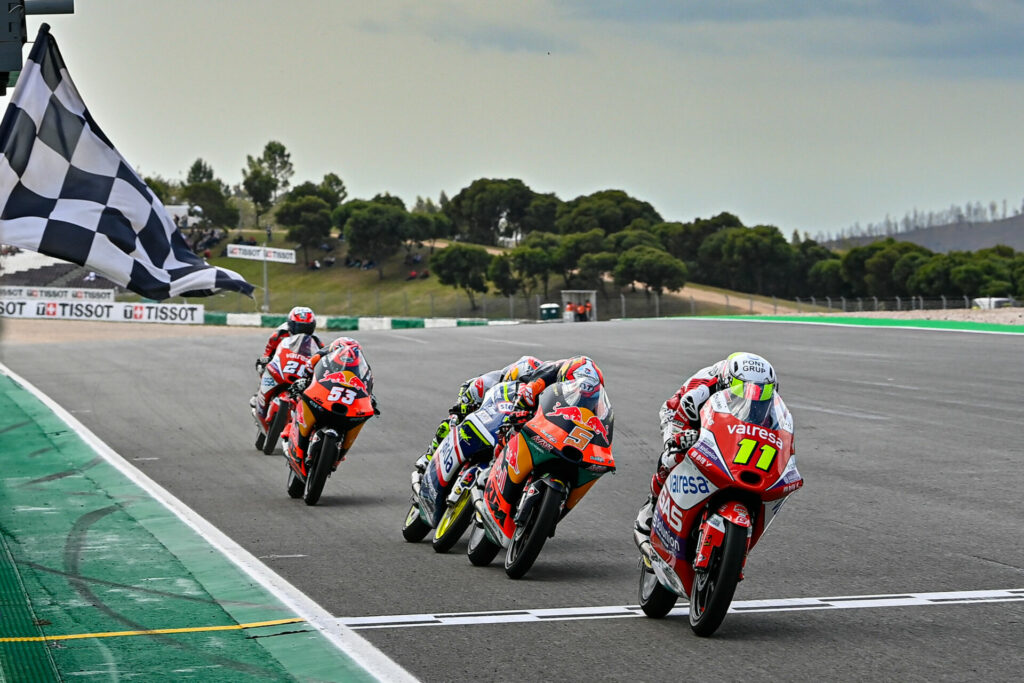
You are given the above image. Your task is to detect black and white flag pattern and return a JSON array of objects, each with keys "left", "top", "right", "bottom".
[{"left": 0, "top": 24, "right": 253, "bottom": 299}]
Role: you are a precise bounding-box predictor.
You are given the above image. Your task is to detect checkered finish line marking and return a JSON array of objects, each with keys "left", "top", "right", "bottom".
[
  {"left": 0, "top": 24, "right": 252, "bottom": 300},
  {"left": 338, "top": 588, "right": 1024, "bottom": 629}
]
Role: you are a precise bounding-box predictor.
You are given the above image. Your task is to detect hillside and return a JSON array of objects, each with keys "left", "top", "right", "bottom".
[{"left": 828, "top": 214, "right": 1024, "bottom": 252}]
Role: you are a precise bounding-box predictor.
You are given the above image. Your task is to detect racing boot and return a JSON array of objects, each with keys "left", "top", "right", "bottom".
[
  {"left": 415, "top": 418, "right": 453, "bottom": 472},
  {"left": 634, "top": 494, "right": 655, "bottom": 536}
]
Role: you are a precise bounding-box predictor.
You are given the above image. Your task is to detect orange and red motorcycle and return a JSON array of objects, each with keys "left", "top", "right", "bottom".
[
  {"left": 281, "top": 348, "right": 376, "bottom": 505},
  {"left": 467, "top": 378, "right": 616, "bottom": 579}
]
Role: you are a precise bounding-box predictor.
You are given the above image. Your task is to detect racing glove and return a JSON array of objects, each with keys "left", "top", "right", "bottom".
[
  {"left": 514, "top": 383, "right": 537, "bottom": 412},
  {"left": 371, "top": 396, "right": 381, "bottom": 416},
  {"left": 256, "top": 356, "right": 270, "bottom": 373},
  {"left": 665, "top": 428, "right": 699, "bottom": 454},
  {"left": 289, "top": 377, "right": 309, "bottom": 396}
]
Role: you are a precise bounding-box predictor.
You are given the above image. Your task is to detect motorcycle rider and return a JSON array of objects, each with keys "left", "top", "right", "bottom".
[
  {"left": 634, "top": 352, "right": 778, "bottom": 535},
  {"left": 415, "top": 355, "right": 605, "bottom": 473},
  {"left": 284, "top": 336, "right": 379, "bottom": 464},
  {"left": 250, "top": 306, "right": 324, "bottom": 410}
]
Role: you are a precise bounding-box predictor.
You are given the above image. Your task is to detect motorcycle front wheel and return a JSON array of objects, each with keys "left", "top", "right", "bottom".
[
  {"left": 431, "top": 487, "right": 474, "bottom": 554},
  {"left": 263, "top": 407, "right": 289, "bottom": 455},
  {"left": 402, "top": 503, "right": 431, "bottom": 542},
  {"left": 303, "top": 432, "right": 336, "bottom": 506},
  {"left": 638, "top": 563, "right": 678, "bottom": 618},
  {"left": 286, "top": 465, "right": 304, "bottom": 499},
  {"left": 255, "top": 428, "right": 266, "bottom": 451},
  {"left": 466, "top": 519, "right": 501, "bottom": 566},
  {"left": 688, "top": 520, "right": 747, "bottom": 637},
  {"left": 504, "top": 486, "right": 561, "bottom": 579}
]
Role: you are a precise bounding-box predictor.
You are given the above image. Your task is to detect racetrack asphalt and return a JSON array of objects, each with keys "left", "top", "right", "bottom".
[{"left": 2, "top": 318, "right": 1022, "bottom": 681}]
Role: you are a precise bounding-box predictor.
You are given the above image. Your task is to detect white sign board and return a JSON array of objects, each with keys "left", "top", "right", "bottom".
[
  {"left": 0, "top": 285, "right": 116, "bottom": 301},
  {"left": 226, "top": 244, "right": 296, "bottom": 264},
  {"left": 0, "top": 299, "right": 204, "bottom": 324}
]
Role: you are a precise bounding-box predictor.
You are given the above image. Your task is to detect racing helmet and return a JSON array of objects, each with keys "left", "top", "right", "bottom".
[
  {"left": 501, "top": 355, "right": 541, "bottom": 382},
  {"left": 557, "top": 356, "right": 604, "bottom": 394},
  {"left": 720, "top": 352, "right": 776, "bottom": 401},
  {"left": 287, "top": 306, "right": 316, "bottom": 335},
  {"left": 327, "top": 336, "right": 360, "bottom": 353}
]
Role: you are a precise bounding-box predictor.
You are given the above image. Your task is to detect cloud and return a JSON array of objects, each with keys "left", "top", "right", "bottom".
[{"left": 423, "top": 21, "right": 576, "bottom": 54}]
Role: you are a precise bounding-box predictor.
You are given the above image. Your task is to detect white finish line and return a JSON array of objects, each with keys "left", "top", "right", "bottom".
[{"left": 339, "top": 588, "right": 1024, "bottom": 630}]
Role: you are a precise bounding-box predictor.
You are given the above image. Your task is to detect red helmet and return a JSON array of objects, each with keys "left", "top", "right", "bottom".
[
  {"left": 287, "top": 306, "right": 316, "bottom": 335},
  {"left": 501, "top": 355, "right": 541, "bottom": 382},
  {"left": 557, "top": 356, "right": 604, "bottom": 392},
  {"left": 327, "top": 336, "right": 360, "bottom": 353}
]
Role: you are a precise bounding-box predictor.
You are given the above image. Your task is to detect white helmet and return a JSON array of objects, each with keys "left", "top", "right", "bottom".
[{"left": 719, "top": 352, "right": 777, "bottom": 400}]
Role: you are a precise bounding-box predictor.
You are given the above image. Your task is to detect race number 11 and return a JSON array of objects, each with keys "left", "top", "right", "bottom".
[{"left": 733, "top": 438, "right": 777, "bottom": 471}]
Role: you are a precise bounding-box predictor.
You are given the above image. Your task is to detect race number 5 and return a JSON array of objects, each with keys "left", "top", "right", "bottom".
[
  {"left": 733, "top": 438, "right": 777, "bottom": 471},
  {"left": 564, "top": 426, "right": 593, "bottom": 449}
]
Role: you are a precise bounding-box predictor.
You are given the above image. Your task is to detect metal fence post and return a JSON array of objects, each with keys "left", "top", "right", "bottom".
[
  {"left": 772, "top": 296, "right": 777, "bottom": 314},
  {"left": 895, "top": 296, "right": 901, "bottom": 311},
  {"left": 826, "top": 296, "right": 832, "bottom": 310},
  {"left": 872, "top": 296, "right": 878, "bottom": 311},
  {"left": 840, "top": 296, "right": 846, "bottom": 312},
  {"left": 941, "top": 295, "right": 946, "bottom": 310},
  {"left": 655, "top": 292, "right": 661, "bottom": 317},
  {"left": 810, "top": 296, "right": 816, "bottom": 308},
  {"left": 963, "top": 295, "right": 969, "bottom": 309},
  {"left": 749, "top": 296, "right": 753, "bottom": 314},
  {"left": 621, "top": 293, "right": 626, "bottom": 318},
  {"left": 725, "top": 294, "right": 730, "bottom": 311},
  {"left": 795, "top": 296, "right": 801, "bottom": 312},
  {"left": 509, "top": 294, "right": 514, "bottom": 319},
  {"left": 482, "top": 294, "right": 487, "bottom": 318}
]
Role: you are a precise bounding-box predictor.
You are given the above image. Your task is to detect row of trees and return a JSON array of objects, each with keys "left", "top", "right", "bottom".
[
  {"left": 824, "top": 198, "right": 1024, "bottom": 244},
  {"left": 144, "top": 144, "right": 1023, "bottom": 302}
]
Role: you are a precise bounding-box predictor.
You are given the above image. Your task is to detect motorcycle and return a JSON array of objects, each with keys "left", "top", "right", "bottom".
[
  {"left": 252, "top": 334, "right": 315, "bottom": 455},
  {"left": 633, "top": 384, "right": 803, "bottom": 637},
  {"left": 402, "top": 412, "right": 488, "bottom": 553},
  {"left": 466, "top": 378, "right": 615, "bottom": 579},
  {"left": 281, "top": 347, "right": 376, "bottom": 506}
]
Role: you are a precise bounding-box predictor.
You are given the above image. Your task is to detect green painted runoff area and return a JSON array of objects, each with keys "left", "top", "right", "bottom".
[
  {"left": 690, "top": 315, "right": 1024, "bottom": 334},
  {"left": 0, "top": 372, "right": 375, "bottom": 682}
]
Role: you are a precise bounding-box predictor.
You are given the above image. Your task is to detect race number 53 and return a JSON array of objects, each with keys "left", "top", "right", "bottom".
[{"left": 327, "top": 386, "right": 357, "bottom": 404}]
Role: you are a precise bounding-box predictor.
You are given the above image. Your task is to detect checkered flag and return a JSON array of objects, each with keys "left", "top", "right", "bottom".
[{"left": 0, "top": 24, "right": 253, "bottom": 299}]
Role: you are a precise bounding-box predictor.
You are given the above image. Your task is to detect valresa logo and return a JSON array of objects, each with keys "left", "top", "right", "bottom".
[{"left": 727, "top": 423, "right": 782, "bottom": 448}]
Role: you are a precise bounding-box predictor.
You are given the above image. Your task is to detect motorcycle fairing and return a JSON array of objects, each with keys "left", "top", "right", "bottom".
[
  {"left": 665, "top": 456, "right": 719, "bottom": 511},
  {"left": 417, "top": 427, "right": 465, "bottom": 526}
]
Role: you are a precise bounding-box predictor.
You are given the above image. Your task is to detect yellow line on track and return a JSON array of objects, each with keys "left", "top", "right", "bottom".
[{"left": 0, "top": 617, "right": 306, "bottom": 642}]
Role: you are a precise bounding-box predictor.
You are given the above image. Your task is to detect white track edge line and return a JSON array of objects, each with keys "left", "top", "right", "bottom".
[
  {"left": 660, "top": 317, "right": 1024, "bottom": 336},
  {"left": 0, "top": 361, "right": 416, "bottom": 683}
]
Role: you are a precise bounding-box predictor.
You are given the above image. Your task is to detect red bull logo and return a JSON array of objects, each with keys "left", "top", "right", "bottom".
[
  {"left": 323, "top": 371, "right": 367, "bottom": 392},
  {"left": 546, "top": 403, "right": 608, "bottom": 441}
]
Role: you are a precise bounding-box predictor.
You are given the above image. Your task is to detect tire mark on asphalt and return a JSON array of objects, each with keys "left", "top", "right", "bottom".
[
  {"left": 19, "top": 456, "right": 103, "bottom": 486},
  {"left": 64, "top": 505, "right": 295, "bottom": 680}
]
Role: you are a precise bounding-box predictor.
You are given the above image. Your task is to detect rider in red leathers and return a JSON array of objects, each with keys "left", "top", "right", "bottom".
[
  {"left": 635, "top": 352, "right": 778, "bottom": 534},
  {"left": 250, "top": 306, "right": 323, "bottom": 410}
]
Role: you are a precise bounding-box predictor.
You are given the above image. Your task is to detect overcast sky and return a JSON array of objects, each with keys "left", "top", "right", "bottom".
[{"left": 7, "top": 0, "right": 1024, "bottom": 236}]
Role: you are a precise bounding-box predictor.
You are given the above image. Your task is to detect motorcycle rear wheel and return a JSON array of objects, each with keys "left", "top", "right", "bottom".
[
  {"left": 303, "top": 433, "right": 336, "bottom": 506},
  {"left": 286, "top": 466, "right": 304, "bottom": 499},
  {"left": 263, "top": 407, "right": 289, "bottom": 455},
  {"left": 466, "top": 519, "right": 501, "bottom": 566},
  {"left": 504, "top": 486, "right": 561, "bottom": 579},
  {"left": 688, "top": 520, "right": 747, "bottom": 637},
  {"left": 638, "top": 563, "right": 678, "bottom": 618},
  {"left": 402, "top": 503, "right": 431, "bottom": 542},
  {"left": 431, "top": 488, "right": 474, "bottom": 554}
]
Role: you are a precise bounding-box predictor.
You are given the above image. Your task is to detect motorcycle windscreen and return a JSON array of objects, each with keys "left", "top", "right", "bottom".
[{"left": 523, "top": 379, "right": 614, "bottom": 470}]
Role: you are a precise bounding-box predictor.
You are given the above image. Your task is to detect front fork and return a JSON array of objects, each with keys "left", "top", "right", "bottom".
[{"left": 693, "top": 501, "right": 752, "bottom": 574}]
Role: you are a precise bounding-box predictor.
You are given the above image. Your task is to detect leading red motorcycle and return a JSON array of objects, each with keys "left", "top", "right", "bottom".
[
  {"left": 252, "top": 333, "right": 316, "bottom": 455},
  {"left": 634, "top": 381, "right": 803, "bottom": 636}
]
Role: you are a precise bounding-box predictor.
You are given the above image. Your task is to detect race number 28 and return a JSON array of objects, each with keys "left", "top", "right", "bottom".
[{"left": 733, "top": 438, "right": 777, "bottom": 471}]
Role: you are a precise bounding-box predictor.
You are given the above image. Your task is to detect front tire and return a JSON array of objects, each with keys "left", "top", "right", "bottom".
[
  {"left": 263, "top": 406, "right": 289, "bottom": 455},
  {"left": 255, "top": 429, "right": 266, "bottom": 451},
  {"left": 466, "top": 519, "right": 501, "bottom": 566},
  {"left": 303, "top": 433, "right": 336, "bottom": 506},
  {"left": 402, "top": 503, "right": 431, "bottom": 542},
  {"left": 638, "top": 563, "right": 678, "bottom": 618},
  {"left": 688, "top": 520, "right": 747, "bottom": 637},
  {"left": 431, "top": 488, "right": 474, "bottom": 553},
  {"left": 504, "top": 486, "right": 561, "bottom": 579},
  {"left": 286, "top": 466, "right": 304, "bottom": 498}
]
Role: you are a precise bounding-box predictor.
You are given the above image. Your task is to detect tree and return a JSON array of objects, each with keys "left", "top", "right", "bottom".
[
  {"left": 807, "top": 259, "right": 844, "bottom": 296},
  {"left": 186, "top": 158, "right": 215, "bottom": 185},
  {"left": 181, "top": 181, "right": 239, "bottom": 229},
  {"left": 521, "top": 193, "right": 562, "bottom": 235},
  {"left": 487, "top": 253, "right": 519, "bottom": 297},
  {"left": 247, "top": 140, "right": 294, "bottom": 203},
  {"left": 241, "top": 165, "right": 274, "bottom": 233},
  {"left": 519, "top": 231, "right": 561, "bottom": 296},
  {"left": 605, "top": 228, "right": 663, "bottom": 254},
  {"left": 555, "top": 189, "right": 662, "bottom": 235},
  {"left": 508, "top": 246, "right": 551, "bottom": 303},
  {"left": 577, "top": 251, "right": 618, "bottom": 294},
  {"left": 144, "top": 174, "right": 181, "bottom": 205},
  {"left": 556, "top": 228, "right": 605, "bottom": 285},
  {"left": 950, "top": 263, "right": 986, "bottom": 296},
  {"left": 431, "top": 243, "right": 491, "bottom": 309},
  {"left": 445, "top": 178, "right": 535, "bottom": 245},
  {"left": 343, "top": 202, "right": 409, "bottom": 279},
  {"left": 320, "top": 173, "right": 348, "bottom": 207},
  {"left": 277, "top": 196, "right": 332, "bottom": 268},
  {"left": 614, "top": 246, "right": 687, "bottom": 296}
]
